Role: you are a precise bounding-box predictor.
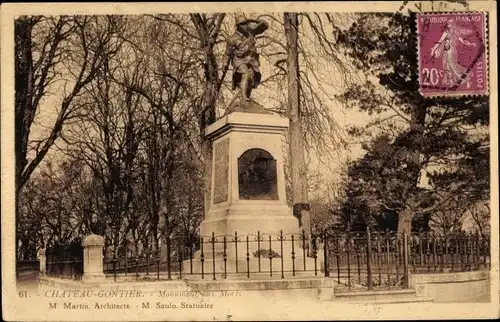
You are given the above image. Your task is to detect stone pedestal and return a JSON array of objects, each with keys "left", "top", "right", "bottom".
[
  {"left": 186, "top": 109, "right": 309, "bottom": 273},
  {"left": 82, "top": 234, "right": 105, "bottom": 282},
  {"left": 202, "top": 111, "right": 299, "bottom": 238},
  {"left": 39, "top": 248, "right": 46, "bottom": 276}
]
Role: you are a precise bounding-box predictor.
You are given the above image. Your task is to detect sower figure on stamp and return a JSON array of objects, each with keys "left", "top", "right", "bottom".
[
  {"left": 430, "top": 19, "right": 476, "bottom": 88},
  {"left": 226, "top": 14, "right": 269, "bottom": 102}
]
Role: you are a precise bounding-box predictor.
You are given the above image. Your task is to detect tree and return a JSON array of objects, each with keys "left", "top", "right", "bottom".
[
  {"left": 268, "top": 12, "right": 357, "bottom": 240},
  {"left": 17, "top": 176, "right": 45, "bottom": 259},
  {"left": 188, "top": 13, "right": 227, "bottom": 216},
  {"left": 119, "top": 15, "right": 201, "bottom": 257},
  {"left": 309, "top": 175, "right": 348, "bottom": 235},
  {"left": 143, "top": 14, "right": 229, "bottom": 220},
  {"left": 467, "top": 201, "right": 490, "bottom": 236},
  {"left": 336, "top": 12, "right": 489, "bottom": 233},
  {"left": 283, "top": 12, "right": 311, "bottom": 236},
  {"left": 259, "top": 13, "right": 355, "bottom": 159},
  {"left": 429, "top": 208, "right": 466, "bottom": 236},
  {"left": 17, "top": 158, "right": 96, "bottom": 258},
  {"left": 63, "top": 16, "right": 147, "bottom": 257},
  {"left": 145, "top": 13, "right": 355, "bottom": 227},
  {"left": 15, "top": 15, "right": 125, "bottom": 192},
  {"left": 14, "top": 15, "right": 126, "bottom": 268}
]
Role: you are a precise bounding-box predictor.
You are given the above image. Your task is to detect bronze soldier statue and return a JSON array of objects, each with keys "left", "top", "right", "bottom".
[{"left": 226, "top": 14, "right": 269, "bottom": 102}]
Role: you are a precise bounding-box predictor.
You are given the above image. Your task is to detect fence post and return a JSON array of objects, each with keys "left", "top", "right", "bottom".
[
  {"left": 190, "top": 243, "right": 194, "bottom": 275},
  {"left": 135, "top": 255, "right": 139, "bottom": 279},
  {"left": 46, "top": 248, "right": 52, "bottom": 276},
  {"left": 257, "top": 231, "right": 261, "bottom": 273},
  {"left": 82, "top": 234, "right": 105, "bottom": 282},
  {"left": 466, "top": 233, "right": 472, "bottom": 271},
  {"left": 39, "top": 248, "right": 46, "bottom": 276},
  {"left": 302, "top": 230, "right": 307, "bottom": 271},
  {"left": 125, "top": 243, "right": 128, "bottom": 276},
  {"left": 366, "top": 227, "right": 373, "bottom": 290},
  {"left": 178, "top": 238, "right": 183, "bottom": 279},
  {"left": 212, "top": 232, "right": 216, "bottom": 281},
  {"left": 167, "top": 236, "right": 172, "bottom": 280},
  {"left": 403, "top": 232, "right": 409, "bottom": 288},
  {"left": 323, "top": 235, "right": 329, "bottom": 277},
  {"left": 146, "top": 247, "right": 150, "bottom": 276},
  {"left": 269, "top": 235, "right": 273, "bottom": 277},
  {"left": 280, "top": 231, "right": 284, "bottom": 279},
  {"left": 234, "top": 231, "right": 239, "bottom": 273},
  {"left": 246, "top": 236, "right": 250, "bottom": 278},
  {"left": 156, "top": 251, "right": 160, "bottom": 280},
  {"left": 292, "top": 235, "right": 297, "bottom": 277},
  {"left": 223, "top": 236, "right": 227, "bottom": 279},
  {"left": 113, "top": 255, "right": 117, "bottom": 282},
  {"left": 313, "top": 236, "right": 318, "bottom": 277}
]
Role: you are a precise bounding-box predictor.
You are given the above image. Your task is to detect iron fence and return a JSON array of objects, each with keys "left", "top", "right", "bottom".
[
  {"left": 408, "top": 231, "right": 491, "bottom": 273},
  {"left": 100, "top": 229, "right": 490, "bottom": 290},
  {"left": 325, "top": 230, "right": 409, "bottom": 289},
  {"left": 46, "top": 240, "right": 84, "bottom": 280},
  {"left": 325, "top": 229, "right": 490, "bottom": 290},
  {"left": 17, "top": 260, "right": 40, "bottom": 273},
  {"left": 104, "top": 231, "right": 320, "bottom": 281}
]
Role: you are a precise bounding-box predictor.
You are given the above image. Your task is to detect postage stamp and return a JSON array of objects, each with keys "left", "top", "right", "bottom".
[{"left": 417, "top": 12, "right": 488, "bottom": 97}]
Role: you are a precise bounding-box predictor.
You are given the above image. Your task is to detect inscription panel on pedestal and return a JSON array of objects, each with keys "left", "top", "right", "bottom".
[{"left": 213, "top": 139, "right": 230, "bottom": 204}]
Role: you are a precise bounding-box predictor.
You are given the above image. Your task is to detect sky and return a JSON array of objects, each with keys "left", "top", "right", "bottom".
[
  {"left": 26, "top": 6, "right": 478, "bottom": 201},
  {"left": 28, "top": 13, "right": 369, "bottom": 192}
]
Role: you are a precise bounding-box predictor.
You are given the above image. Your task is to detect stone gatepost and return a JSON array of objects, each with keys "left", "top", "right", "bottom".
[
  {"left": 39, "top": 248, "right": 46, "bottom": 276},
  {"left": 82, "top": 234, "right": 106, "bottom": 282}
]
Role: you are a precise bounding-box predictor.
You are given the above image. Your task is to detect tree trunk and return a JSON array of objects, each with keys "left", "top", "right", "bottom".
[
  {"left": 199, "top": 70, "right": 217, "bottom": 220},
  {"left": 397, "top": 207, "right": 412, "bottom": 235},
  {"left": 397, "top": 103, "right": 427, "bottom": 234},
  {"left": 284, "top": 13, "right": 311, "bottom": 247},
  {"left": 189, "top": 13, "right": 225, "bottom": 219},
  {"left": 15, "top": 17, "right": 33, "bottom": 188},
  {"left": 15, "top": 17, "right": 34, "bottom": 276}
]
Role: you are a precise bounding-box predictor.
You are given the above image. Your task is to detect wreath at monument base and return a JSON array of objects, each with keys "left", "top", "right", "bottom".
[{"left": 253, "top": 249, "right": 281, "bottom": 258}]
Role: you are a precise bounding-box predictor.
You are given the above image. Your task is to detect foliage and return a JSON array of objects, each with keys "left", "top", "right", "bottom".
[
  {"left": 335, "top": 12, "right": 489, "bottom": 232},
  {"left": 16, "top": 15, "right": 210, "bottom": 259},
  {"left": 466, "top": 201, "right": 490, "bottom": 236},
  {"left": 17, "top": 11, "right": 488, "bottom": 261},
  {"left": 15, "top": 13, "right": 360, "bottom": 260}
]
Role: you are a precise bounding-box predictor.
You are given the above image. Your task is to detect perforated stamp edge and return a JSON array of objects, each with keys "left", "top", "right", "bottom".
[{"left": 416, "top": 11, "right": 489, "bottom": 98}]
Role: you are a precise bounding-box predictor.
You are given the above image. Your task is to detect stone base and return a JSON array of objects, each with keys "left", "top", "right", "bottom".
[
  {"left": 224, "top": 97, "right": 272, "bottom": 115},
  {"left": 202, "top": 203, "right": 302, "bottom": 238},
  {"left": 200, "top": 216, "right": 301, "bottom": 239},
  {"left": 82, "top": 273, "right": 106, "bottom": 283}
]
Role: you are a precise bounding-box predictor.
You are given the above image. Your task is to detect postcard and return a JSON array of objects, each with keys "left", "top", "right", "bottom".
[{"left": 1, "top": 1, "right": 498, "bottom": 321}]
